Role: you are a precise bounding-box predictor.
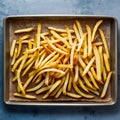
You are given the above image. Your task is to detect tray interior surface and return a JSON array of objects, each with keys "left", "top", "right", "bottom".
[{"left": 4, "top": 16, "right": 117, "bottom": 105}]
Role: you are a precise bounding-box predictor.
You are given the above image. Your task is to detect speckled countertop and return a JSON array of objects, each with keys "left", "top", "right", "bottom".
[{"left": 0, "top": 0, "right": 120, "bottom": 120}]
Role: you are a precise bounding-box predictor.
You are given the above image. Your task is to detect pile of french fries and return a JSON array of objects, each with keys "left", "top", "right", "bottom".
[{"left": 10, "top": 20, "right": 112, "bottom": 100}]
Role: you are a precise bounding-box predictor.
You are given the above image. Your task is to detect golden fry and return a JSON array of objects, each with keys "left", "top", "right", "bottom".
[
  {"left": 14, "top": 27, "right": 34, "bottom": 34},
  {"left": 86, "top": 25, "right": 92, "bottom": 57},
  {"left": 76, "top": 20, "right": 83, "bottom": 38},
  {"left": 103, "top": 53, "right": 110, "bottom": 72},
  {"left": 82, "top": 57, "right": 95, "bottom": 76},
  {"left": 70, "top": 40, "right": 76, "bottom": 68},
  {"left": 82, "top": 35, "right": 87, "bottom": 59},
  {"left": 66, "top": 92, "right": 81, "bottom": 98},
  {"left": 73, "top": 82, "right": 94, "bottom": 98},
  {"left": 101, "top": 72, "right": 112, "bottom": 98},
  {"left": 10, "top": 40, "right": 16, "bottom": 57},
  {"left": 26, "top": 80, "right": 44, "bottom": 92},
  {"left": 92, "top": 20, "right": 103, "bottom": 42},
  {"left": 46, "top": 37, "right": 68, "bottom": 55},
  {"left": 93, "top": 42, "right": 103, "bottom": 46},
  {"left": 65, "top": 26, "right": 73, "bottom": 45},
  {"left": 14, "top": 93, "right": 36, "bottom": 99},
  {"left": 93, "top": 45, "right": 102, "bottom": 83},
  {"left": 63, "top": 73, "right": 69, "bottom": 95},
  {"left": 78, "top": 78, "right": 89, "bottom": 92},
  {"left": 48, "top": 26, "right": 74, "bottom": 33},
  {"left": 11, "top": 48, "right": 17, "bottom": 65},
  {"left": 36, "top": 85, "right": 52, "bottom": 94},
  {"left": 99, "top": 28, "right": 109, "bottom": 58},
  {"left": 50, "top": 30, "right": 71, "bottom": 48},
  {"left": 42, "top": 80, "right": 61, "bottom": 99}
]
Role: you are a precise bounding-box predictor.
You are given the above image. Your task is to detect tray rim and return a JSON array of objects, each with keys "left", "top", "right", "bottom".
[{"left": 3, "top": 15, "right": 118, "bottom": 106}]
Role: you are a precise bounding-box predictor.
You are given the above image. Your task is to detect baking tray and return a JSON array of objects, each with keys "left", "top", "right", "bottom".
[{"left": 4, "top": 15, "right": 118, "bottom": 106}]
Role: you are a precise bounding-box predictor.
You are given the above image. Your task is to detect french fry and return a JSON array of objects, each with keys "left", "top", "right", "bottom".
[
  {"left": 99, "top": 28, "right": 109, "bottom": 58},
  {"left": 60, "top": 33, "right": 68, "bottom": 37},
  {"left": 10, "top": 40, "right": 16, "bottom": 57},
  {"left": 73, "top": 82, "right": 94, "bottom": 98},
  {"left": 68, "top": 74, "right": 73, "bottom": 91},
  {"left": 16, "top": 38, "right": 22, "bottom": 58},
  {"left": 26, "top": 46, "right": 42, "bottom": 54},
  {"left": 26, "top": 79, "right": 45, "bottom": 92},
  {"left": 11, "top": 48, "right": 17, "bottom": 65},
  {"left": 23, "top": 52, "right": 36, "bottom": 69},
  {"left": 14, "top": 93, "right": 36, "bottom": 99},
  {"left": 35, "top": 52, "right": 46, "bottom": 69},
  {"left": 98, "top": 46, "right": 104, "bottom": 73},
  {"left": 43, "top": 45, "right": 52, "bottom": 54},
  {"left": 88, "top": 71, "right": 99, "bottom": 89},
  {"left": 22, "top": 61, "right": 34, "bottom": 77},
  {"left": 16, "top": 51, "right": 28, "bottom": 95},
  {"left": 86, "top": 25, "right": 92, "bottom": 57},
  {"left": 38, "top": 51, "right": 56, "bottom": 68},
  {"left": 36, "top": 23, "right": 41, "bottom": 47},
  {"left": 78, "top": 55, "right": 86, "bottom": 69},
  {"left": 78, "top": 78, "right": 89, "bottom": 92},
  {"left": 103, "top": 66, "right": 107, "bottom": 81},
  {"left": 55, "top": 68, "right": 69, "bottom": 78},
  {"left": 46, "top": 53, "right": 60, "bottom": 64},
  {"left": 82, "top": 57, "right": 95, "bottom": 76},
  {"left": 16, "top": 39, "right": 34, "bottom": 44},
  {"left": 11, "top": 56, "right": 24, "bottom": 72},
  {"left": 36, "top": 85, "right": 52, "bottom": 94},
  {"left": 93, "top": 45, "right": 102, "bottom": 83},
  {"left": 12, "top": 76, "right": 17, "bottom": 82},
  {"left": 50, "top": 30, "right": 71, "bottom": 48},
  {"left": 74, "top": 65, "right": 79, "bottom": 83},
  {"left": 73, "top": 24, "right": 86, "bottom": 51},
  {"left": 55, "top": 43, "right": 68, "bottom": 53},
  {"left": 21, "top": 35, "right": 31, "bottom": 40},
  {"left": 38, "top": 68, "right": 65, "bottom": 76},
  {"left": 103, "top": 53, "right": 110, "bottom": 72},
  {"left": 42, "top": 80, "right": 61, "bottom": 99},
  {"left": 45, "top": 72, "right": 50, "bottom": 86},
  {"left": 101, "top": 72, "right": 112, "bottom": 98},
  {"left": 70, "top": 40, "right": 76, "bottom": 68},
  {"left": 76, "top": 20, "right": 83, "bottom": 38},
  {"left": 40, "top": 61, "right": 58, "bottom": 70},
  {"left": 57, "top": 64, "right": 72, "bottom": 69},
  {"left": 35, "top": 74, "right": 42, "bottom": 84},
  {"left": 34, "top": 50, "right": 40, "bottom": 69},
  {"left": 63, "top": 73, "right": 69, "bottom": 95},
  {"left": 51, "top": 77, "right": 65, "bottom": 96},
  {"left": 82, "top": 35, "right": 87, "bottom": 59},
  {"left": 92, "top": 20, "right": 103, "bottom": 42},
  {"left": 73, "top": 24, "right": 80, "bottom": 43},
  {"left": 55, "top": 87, "right": 63, "bottom": 98},
  {"left": 86, "top": 87, "right": 100, "bottom": 96},
  {"left": 65, "top": 26, "right": 73, "bottom": 45},
  {"left": 93, "top": 42, "right": 103, "bottom": 46},
  {"left": 28, "top": 41, "right": 33, "bottom": 49},
  {"left": 82, "top": 75, "right": 96, "bottom": 90},
  {"left": 90, "top": 67, "right": 97, "bottom": 80},
  {"left": 23, "top": 74, "right": 35, "bottom": 90},
  {"left": 66, "top": 92, "right": 81, "bottom": 99},
  {"left": 46, "top": 37, "right": 68, "bottom": 55},
  {"left": 48, "top": 26, "right": 74, "bottom": 33},
  {"left": 77, "top": 33, "right": 87, "bottom": 52},
  {"left": 14, "top": 27, "right": 34, "bottom": 34}
]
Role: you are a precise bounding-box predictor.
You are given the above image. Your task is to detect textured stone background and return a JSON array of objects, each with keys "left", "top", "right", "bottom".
[{"left": 0, "top": 0, "right": 120, "bottom": 120}]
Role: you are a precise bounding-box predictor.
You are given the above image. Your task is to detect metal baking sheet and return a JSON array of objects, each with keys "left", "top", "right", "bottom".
[{"left": 4, "top": 15, "right": 118, "bottom": 106}]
